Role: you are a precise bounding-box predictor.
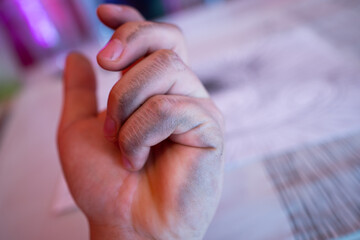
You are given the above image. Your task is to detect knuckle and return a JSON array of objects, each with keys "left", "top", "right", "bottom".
[
  {"left": 109, "top": 86, "right": 120, "bottom": 106},
  {"left": 109, "top": 83, "right": 138, "bottom": 122},
  {"left": 162, "top": 22, "right": 183, "bottom": 34},
  {"left": 121, "top": 21, "right": 154, "bottom": 43},
  {"left": 153, "top": 49, "right": 185, "bottom": 72},
  {"left": 109, "top": 86, "right": 126, "bottom": 119},
  {"left": 118, "top": 125, "right": 141, "bottom": 156},
  {"left": 146, "top": 95, "right": 175, "bottom": 120}
]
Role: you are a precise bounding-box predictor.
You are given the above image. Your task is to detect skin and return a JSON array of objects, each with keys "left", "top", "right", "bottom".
[{"left": 57, "top": 4, "right": 224, "bottom": 240}]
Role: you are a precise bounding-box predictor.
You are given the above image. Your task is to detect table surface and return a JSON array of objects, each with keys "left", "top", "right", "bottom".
[{"left": 1, "top": 0, "right": 360, "bottom": 239}]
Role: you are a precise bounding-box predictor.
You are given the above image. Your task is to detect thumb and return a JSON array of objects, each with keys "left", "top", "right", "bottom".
[{"left": 58, "top": 53, "right": 98, "bottom": 133}]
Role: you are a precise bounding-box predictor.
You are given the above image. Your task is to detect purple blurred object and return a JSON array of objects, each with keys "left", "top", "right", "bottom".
[
  {"left": 16, "top": 0, "right": 59, "bottom": 48},
  {"left": 0, "top": 0, "right": 93, "bottom": 67}
]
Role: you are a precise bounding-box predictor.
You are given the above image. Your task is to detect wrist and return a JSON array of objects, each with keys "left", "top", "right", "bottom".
[
  {"left": 89, "top": 221, "right": 141, "bottom": 240},
  {"left": 88, "top": 220, "right": 203, "bottom": 240}
]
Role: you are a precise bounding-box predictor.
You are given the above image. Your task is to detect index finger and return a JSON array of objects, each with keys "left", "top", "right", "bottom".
[{"left": 97, "top": 21, "right": 188, "bottom": 71}]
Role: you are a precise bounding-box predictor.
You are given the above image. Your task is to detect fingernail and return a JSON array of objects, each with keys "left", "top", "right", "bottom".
[
  {"left": 104, "top": 116, "right": 116, "bottom": 138},
  {"left": 99, "top": 39, "right": 123, "bottom": 61},
  {"left": 122, "top": 157, "right": 133, "bottom": 170}
]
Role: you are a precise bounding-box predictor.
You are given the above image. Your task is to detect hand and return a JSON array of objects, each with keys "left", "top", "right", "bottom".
[{"left": 57, "top": 4, "right": 224, "bottom": 240}]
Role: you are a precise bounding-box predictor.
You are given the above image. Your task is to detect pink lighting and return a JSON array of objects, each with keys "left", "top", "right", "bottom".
[
  {"left": 15, "top": 0, "right": 59, "bottom": 48},
  {"left": 0, "top": 0, "right": 94, "bottom": 67}
]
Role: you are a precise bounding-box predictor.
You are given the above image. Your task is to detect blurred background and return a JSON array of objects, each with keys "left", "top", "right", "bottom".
[
  {"left": 0, "top": 0, "right": 224, "bottom": 131},
  {"left": 1, "top": 0, "right": 360, "bottom": 239},
  {"left": 0, "top": 0, "right": 221, "bottom": 68}
]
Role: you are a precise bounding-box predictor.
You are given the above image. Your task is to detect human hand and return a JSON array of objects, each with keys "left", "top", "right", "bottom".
[{"left": 57, "top": 4, "right": 224, "bottom": 240}]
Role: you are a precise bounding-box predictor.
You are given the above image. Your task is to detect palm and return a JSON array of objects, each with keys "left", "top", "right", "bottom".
[{"left": 60, "top": 113, "right": 216, "bottom": 238}]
